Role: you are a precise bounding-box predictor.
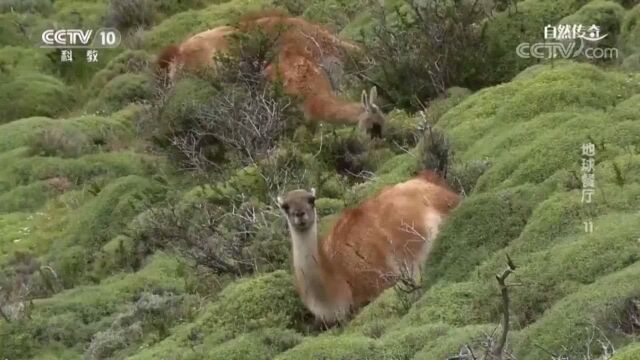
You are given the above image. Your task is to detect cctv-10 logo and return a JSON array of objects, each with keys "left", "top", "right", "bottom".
[{"left": 41, "top": 28, "right": 121, "bottom": 48}]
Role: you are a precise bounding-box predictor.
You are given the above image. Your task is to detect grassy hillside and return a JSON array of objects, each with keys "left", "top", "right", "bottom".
[{"left": 0, "top": 0, "right": 639, "bottom": 359}]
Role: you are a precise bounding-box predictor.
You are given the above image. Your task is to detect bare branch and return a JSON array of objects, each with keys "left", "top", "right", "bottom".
[{"left": 492, "top": 254, "right": 517, "bottom": 359}]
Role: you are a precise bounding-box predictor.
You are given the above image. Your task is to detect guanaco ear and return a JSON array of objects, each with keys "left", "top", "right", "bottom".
[
  {"left": 276, "top": 196, "right": 284, "bottom": 207},
  {"left": 308, "top": 188, "right": 316, "bottom": 206},
  {"left": 369, "top": 86, "right": 378, "bottom": 106},
  {"left": 361, "top": 89, "right": 370, "bottom": 111}
]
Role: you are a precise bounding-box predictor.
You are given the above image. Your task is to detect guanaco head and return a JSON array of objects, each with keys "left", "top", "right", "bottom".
[
  {"left": 277, "top": 188, "right": 316, "bottom": 232},
  {"left": 359, "top": 86, "right": 385, "bottom": 139}
]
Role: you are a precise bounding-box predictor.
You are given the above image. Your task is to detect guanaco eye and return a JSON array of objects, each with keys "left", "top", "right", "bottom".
[
  {"left": 281, "top": 203, "right": 290, "bottom": 212},
  {"left": 308, "top": 196, "right": 315, "bottom": 206}
]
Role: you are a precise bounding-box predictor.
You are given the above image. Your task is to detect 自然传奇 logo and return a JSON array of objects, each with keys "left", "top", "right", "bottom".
[{"left": 516, "top": 24, "right": 618, "bottom": 60}]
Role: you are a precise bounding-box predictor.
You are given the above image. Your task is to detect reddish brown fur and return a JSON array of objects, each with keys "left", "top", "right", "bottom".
[
  {"left": 156, "top": 44, "right": 181, "bottom": 74},
  {"left": 279, "top": 172, "right": 460, "bottom": 322}
]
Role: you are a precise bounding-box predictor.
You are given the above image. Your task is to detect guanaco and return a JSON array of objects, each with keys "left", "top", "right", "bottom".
[
  {"left": 156, "top": 13, "right": 385, "bottom": 137},
  {"left": 277, "top": 171, "right": 461, "bottom": 323}
]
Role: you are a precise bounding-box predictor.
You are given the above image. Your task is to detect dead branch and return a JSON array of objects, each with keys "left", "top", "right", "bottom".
[{"left": 492, "top": 254, "right": 517, "bottom": 359}]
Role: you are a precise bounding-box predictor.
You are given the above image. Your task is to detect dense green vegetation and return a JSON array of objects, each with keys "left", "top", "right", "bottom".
[{"left": 0, "top": 0, "right": 638, "bottom": 359}]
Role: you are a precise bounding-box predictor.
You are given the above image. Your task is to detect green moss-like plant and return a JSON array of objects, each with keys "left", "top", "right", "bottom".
[
  {"left": 421, "top": 183, "right": 547, "bottom": 285},
  {"left": 347, "top": 289, "right": 406, "bottom": 338},
  {"left": 275, "top": 334, "right": 380, "bottom": 360},
  {"left": 208, "top": 328, "right": 303, "bottom": 360},
  {"left": 0, "top": 181, "right": 55, "bottom": 213},
  {"left": 143, "top": 0, "right": 273, "bottom": 51},
  {"left": 413, "top": 324, "right": 495, "bottom": 359},
  {"left": 483, "top": 0, "right": 586, "bottom": 83},
  {"left": 0, "top": 73, "right": 73, "bottom": 123},
  {"left": 87, "top": 50, "right": 151, "bottom": 96},
  {"left": 0, "top": 117, "right": 56, "bottom": 152},
  {"left": 85, "top": 73, "right": 154, "bottom": 114},
  {"left": 201, "top": 270, "right": 306, "bottom": 334},
  {"left": 514, "top": 262, "right": 640, "bottom": 360},
  {"left": 559, "top": 1, "right": 625, "bottom": 51},
  {"left": 378, "top": 323, "right": 451, "bottom": 359},
  {"left": 315, "top": 197, "right": 344, "bottom": 217},
  {"left": 0, "top": 46, "right": 54, "bottom": 75},
  {"left": 619, "top": 4, "right": 640, "bottom": 55},
  {"left": 612, "top": 343, "right": 640, "bottom": 360},
  {"left": 401, "top": 281, "right": 485, "bottom": 327}
]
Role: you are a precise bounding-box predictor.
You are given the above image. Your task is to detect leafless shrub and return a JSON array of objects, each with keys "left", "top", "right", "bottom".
[
  {"left": 618, "top": 297, "right": 640, "bottom": 335},
  {"left": 121, "top": 25, "right": 146, "bottom": 50},
  {"left": 138, "top": 193, "right": 288, "bottom": 276},
  {"left": 534, "top": 322, "right": 617, "bottom": 360},
  {"left": 189, "top": 85, "right": 294, "bottom": 166},
  {"left": 46, "top": 176, "right": 73, "bottom": 193}
]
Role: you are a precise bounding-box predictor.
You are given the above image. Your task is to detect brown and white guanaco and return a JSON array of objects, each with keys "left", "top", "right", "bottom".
[{"left": 277, "top": 171, "right": 460, "bottom": 323}]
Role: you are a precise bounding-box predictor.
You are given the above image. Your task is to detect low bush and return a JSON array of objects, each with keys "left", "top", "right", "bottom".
[
  {"left": 106, "top": 0, "right": 155, "bottom": 31},
  {"left": 354, "top": 0, "right": 491, "bottom": 111},
  {"left": 0, "top": 73, "right": 73, "bottom": 123},
  {"left": 136, "top": 189, "right": 289, "bottom": 276}
]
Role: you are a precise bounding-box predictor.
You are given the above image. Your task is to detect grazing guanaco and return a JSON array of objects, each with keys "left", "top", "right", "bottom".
[
  {"left": 277, "top": 171, "right": 461, "bottom": 324},
  {"left": 156, "top": 13, "right": 385, "bottom": 137}
]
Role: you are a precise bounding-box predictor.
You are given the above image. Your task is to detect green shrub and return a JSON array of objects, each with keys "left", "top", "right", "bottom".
[
  {"left": 483, "top": 0, "right": 585, "bottom": 83},
  {"left": 30, "top": 112, "right": 135, "bottom": 157},
  {"left": 276, "top": 334, "right": 380, "bottom": 360},
  {"left": 0, "top": 0, "right": 53, "bottom": 14},
  {"left": 52, "top": 0, "right": 107, "bottom": 28},
  {"left": 301, "top": 0, "right": 360, "bottom": 30},
  {"left": 421, "top": 183, "right": 547, "bottom": 285},
  {"left": 88, "top": 49, "right": 151, "bottom": 96},
  {"left": 0, "top": 116, "right": 55, "bottom": 152},
  {"left": 558, "top": 1, "right": 626, "bottom": 54},
  {"left": 208, "top": 328, "right": 303, "bottom": 360},
  {"left": 86, "top": 73, "right": 154, "bottom": 114},
  {"left": 0, "top": 12, "right": 45, "bottom": 46},
  {"left": 619, "top": 4, "right": 640, "bottom": 55},
  {"left": 142, "top": 0, "right": 272, "bottom": 51},
  {"left": 0, "top": 254, "right": 185, "bottom": 357},
  {"left": 0, "top": 181, "right": 54, "bottom": 213},
  {"left": 1, "top": 151, "right": 162, "bottom": 188},
  {"left": 106, "top": 0, "right": 156, "bottom": 31},
  {"left": 401, "top": 281, "right": 486, "bottom": 327},
  {"left": 0, "top": 73, "right": 73, "bottom": 123},
  {"left": 67, "top": 175, "right": 165, "bottom": 248},
  {"left": 0, "top": 47, "right": 54, "bottom": 75},
  {"left": 413, "top": 324, "right": 495, "bottom": 359},
  {"left": 203, "top": 270, "right": 306, "bottom": 334},
  {"left": 314, "top": 197, "right": 344, "bottom": 217},
  {"left": 613, "top": 343, "right": 640, "bottom": 360},
  {"left": 514, "top": 262, "right": 640, "bottom": 360},
  {"left": 379, "top": 323, "right": 450, "bottom": 359},
  {"left": 356, "top": 0, "right": 490, "bottom": 110},
  {"left": 347, "top": 289, "right": 407, "bottom": 338},
  {"left": 622, "top": 52, "right": 640, "bottom": 71}
]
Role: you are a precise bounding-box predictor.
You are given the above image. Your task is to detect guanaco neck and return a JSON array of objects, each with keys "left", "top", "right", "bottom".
[
  {"left": 302, "top": 93, "right": 365, "bottom": 126},
  {"left": 288, "top": 216, "right": 334, "bottom": 305}
]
